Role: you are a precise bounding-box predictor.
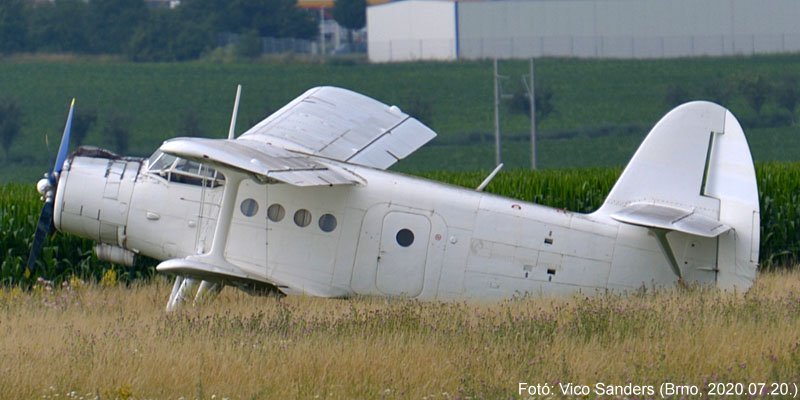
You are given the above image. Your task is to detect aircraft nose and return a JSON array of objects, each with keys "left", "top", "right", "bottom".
[{"left": 54, "top": 152, "right": 142, "bottom": 247}]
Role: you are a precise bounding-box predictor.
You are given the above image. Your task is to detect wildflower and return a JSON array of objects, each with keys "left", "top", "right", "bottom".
[{"left": 100, "top": 269, "right": 118, "bottom": 287}]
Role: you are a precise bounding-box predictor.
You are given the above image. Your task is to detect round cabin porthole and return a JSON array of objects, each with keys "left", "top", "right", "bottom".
[
  {"left": 396, "top": 228, "right": 414, "bottom": 247},
  {"left": 267, "top": 203, "right": 285, "bottom": 222},
  {"left": 319, "top": 213, "right": 337, "bottom": 232},
  {"left": 240, "top": 198, "right": 258, "bottom": 217},
  {"left": 294, "top": 209, "right": 312, "bottom": 227}
]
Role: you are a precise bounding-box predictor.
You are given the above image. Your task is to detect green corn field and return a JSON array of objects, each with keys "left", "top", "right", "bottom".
[
  {"left": 0, "top": 183, "right": 154, "bottom": 285},
  {"left": 1, "top": 163, "right": 798, "bottom": 285}
]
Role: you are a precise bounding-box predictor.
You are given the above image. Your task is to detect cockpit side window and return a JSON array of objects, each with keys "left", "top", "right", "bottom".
[{"left": 174, "top": 158, "right": 202, "bottom": 175}]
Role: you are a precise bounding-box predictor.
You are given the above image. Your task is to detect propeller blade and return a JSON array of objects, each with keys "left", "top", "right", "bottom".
[
  {"left": 26, "top": 200, "right": 54, "bottom": 275},
  {"left": 53, "top": 98, "right": 75, "bottom": 175},
  {"left": 27, "top": 99, "right": 75, "bottom": 277}
]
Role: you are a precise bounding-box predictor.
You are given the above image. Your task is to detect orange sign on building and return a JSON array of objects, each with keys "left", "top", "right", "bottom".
[{"left": 297, "top": 0, "right": 389, "bottom": 9}]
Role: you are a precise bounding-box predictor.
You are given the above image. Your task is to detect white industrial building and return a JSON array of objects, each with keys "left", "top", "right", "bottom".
[{"left": 367, "top": 0, "right": 800, "bottom": 62}]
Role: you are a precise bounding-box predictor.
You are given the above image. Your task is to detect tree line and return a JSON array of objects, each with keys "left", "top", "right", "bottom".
[
  {"left": 0, "top": 0, "right": 327, "bottom": 61},
  {"left": 0, "top": 100, "right": 132, "bottom": 164},
  {"left": 665, "top": 73, "right": 800, "bottom": 128}
]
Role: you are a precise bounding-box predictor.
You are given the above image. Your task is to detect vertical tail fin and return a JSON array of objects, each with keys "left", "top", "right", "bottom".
[{"left": 595, "top": 101, "right": 759, "bottom": 290}]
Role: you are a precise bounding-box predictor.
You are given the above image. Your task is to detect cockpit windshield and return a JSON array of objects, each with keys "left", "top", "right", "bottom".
[{"left": 146, "top": 150, "right": 224, "bottom": 188}]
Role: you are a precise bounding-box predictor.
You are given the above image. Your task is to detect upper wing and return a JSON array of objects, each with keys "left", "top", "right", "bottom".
[
  {"left": 159, "top": 87, "right": 435, "bottom": 186},
  {"left": 159, "top": 137, "right": 363, "bottom": 186},
  {"left": 239, "top": 86, "right": 437, "bottom": 169}
]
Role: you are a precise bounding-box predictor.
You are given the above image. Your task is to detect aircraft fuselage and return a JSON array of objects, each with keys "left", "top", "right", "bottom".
[{"left": 56, "top": 152, "right": 719, "bottom": 299}]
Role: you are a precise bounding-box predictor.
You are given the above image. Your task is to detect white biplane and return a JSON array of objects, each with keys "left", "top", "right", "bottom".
[{"left": 29, "top": 87, "right": 759, "bottom": 310}]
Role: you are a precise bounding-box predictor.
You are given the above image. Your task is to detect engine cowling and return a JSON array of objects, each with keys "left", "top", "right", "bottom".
[{"left": 54, "top": 150, "right": 142, "bottom": 249}]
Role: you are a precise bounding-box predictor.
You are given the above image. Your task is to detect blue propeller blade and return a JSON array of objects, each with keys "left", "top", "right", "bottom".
[
  {"left": 26, "top": 201, "right": 54, "bottom": 275},
  {"left": 27, "top": 99, "right": 75, "bottom": 276},
  {"left": 53, "top": 98, "right": 75, "bottom": 175}
]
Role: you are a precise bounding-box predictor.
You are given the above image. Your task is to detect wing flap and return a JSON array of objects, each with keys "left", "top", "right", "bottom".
[
  {"left": 610, "top": 202, "right": 730, "bottom": 237},
  {"left": 159, "top": 137, "right": 363, "bottom": 186}
]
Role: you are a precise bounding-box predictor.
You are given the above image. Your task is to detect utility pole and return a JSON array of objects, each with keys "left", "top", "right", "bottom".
[
  {"left": 319, "top": 8, "right": 326, "bottom": 56},
  {"left": 528, "top": 59, "right": 537, "bottom": 169},
  {"left": 493, "top": 58, "right": 501, "bottom": 165}
]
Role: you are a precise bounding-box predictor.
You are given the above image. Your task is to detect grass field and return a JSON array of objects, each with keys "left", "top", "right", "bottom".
[
  {"left": 1, "top": 270, "right": 799, "bottom": 399},
  {"left": 1, "top": 55, "right": 800, "bottom": 180}
]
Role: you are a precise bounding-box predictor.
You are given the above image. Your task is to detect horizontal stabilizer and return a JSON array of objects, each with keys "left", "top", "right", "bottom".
[{"left": 610, "top": 203, "right": 730, "bottom": 238}]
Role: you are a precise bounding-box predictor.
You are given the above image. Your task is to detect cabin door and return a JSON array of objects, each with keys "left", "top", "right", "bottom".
[{"left": 376, "top": 211, "right": 431, "bottom": 297}]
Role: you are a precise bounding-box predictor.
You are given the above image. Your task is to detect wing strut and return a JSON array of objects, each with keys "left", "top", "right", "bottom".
[
  {"left": 476, "top": 163, "right": 504, "bottom": 192},
  {"left": 228, "top": 84, "right": 242, "bottom": 140},
  {"left": 209, "top": 171, "right": 244, "bottom": 257},
  {"left": 652, "top": 228, "right": 683, "bottom": 283},
  {"left": 158, "top": 169, "right": 255, "bottom": 311}
]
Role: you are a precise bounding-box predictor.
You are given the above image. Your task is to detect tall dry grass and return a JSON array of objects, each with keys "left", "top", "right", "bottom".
[{"left": 1, "top": 271, "right": 800, "bottom": 399}]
